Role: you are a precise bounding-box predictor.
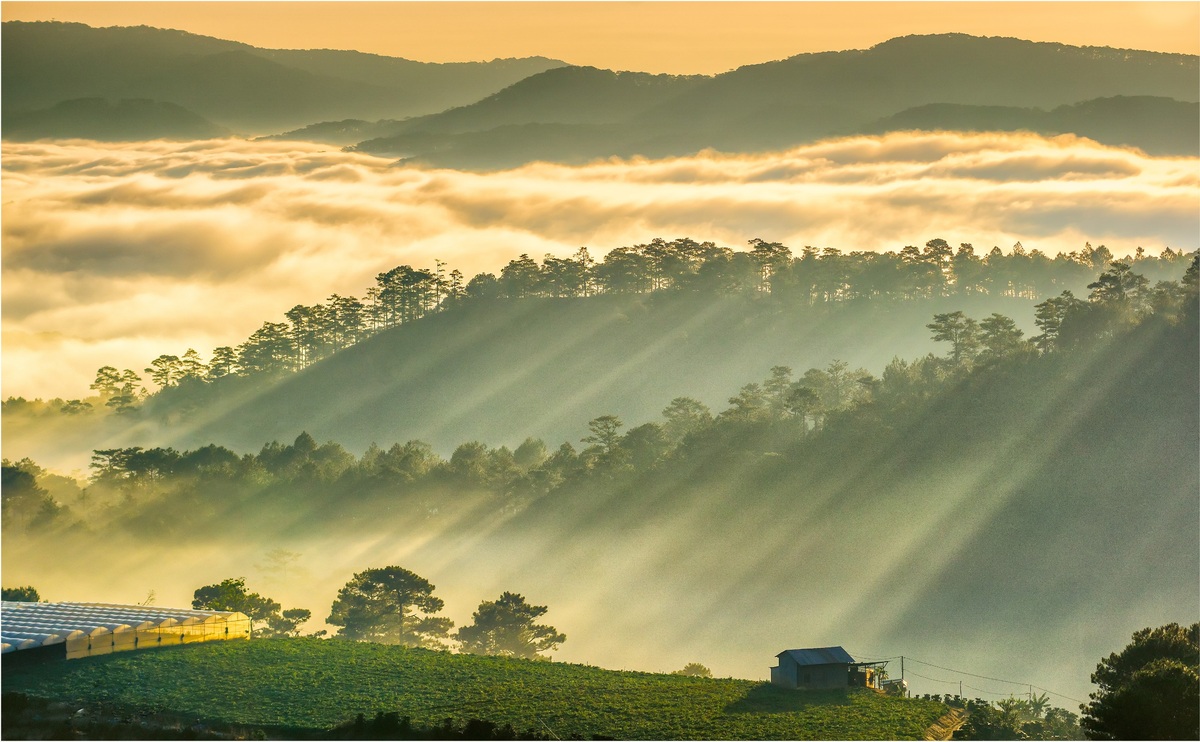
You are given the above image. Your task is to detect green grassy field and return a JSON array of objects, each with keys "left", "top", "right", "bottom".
[{"left": 3, "top": 638, "right": 947, "bottom": 739}]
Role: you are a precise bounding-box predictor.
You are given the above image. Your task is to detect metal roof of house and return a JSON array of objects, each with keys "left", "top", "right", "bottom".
[{"left": 775, "top": 646, "right": 856, "bottom": 666}]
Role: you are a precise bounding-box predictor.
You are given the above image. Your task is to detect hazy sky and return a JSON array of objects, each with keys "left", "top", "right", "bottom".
[{"left": 3, "top": 2, "right": 1198, "bottom": 74}]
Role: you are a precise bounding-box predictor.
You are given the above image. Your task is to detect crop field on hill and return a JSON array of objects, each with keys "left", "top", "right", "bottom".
[{"left": 3, "top": 639, "right": 947, "bottom": 740}]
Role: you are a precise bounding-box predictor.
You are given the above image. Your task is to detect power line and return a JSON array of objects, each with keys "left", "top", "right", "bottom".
[
  {"left": 963, "top": 682, "right": 1033, "bottom": 699},
  {"left": 1032, "top": 686, "right": 1089, "bottom": 701},
  {"left": 903, "top": 655, "right": 1029, "bottom": 685},
  {"left": 845, "top": 648, "right": 901, "bottom": 662},
  {"left": 847, "top": 650, "right": 1086, "bottom": 705},
  {"left": 904, "top": 655, "right": 1086, "bottom": 704},
  {"left": 904, "top": 668, "right": 959, "bottom": 685},
  {"left": 905, "top": 670, "right": 1027, "bottom": 700}
]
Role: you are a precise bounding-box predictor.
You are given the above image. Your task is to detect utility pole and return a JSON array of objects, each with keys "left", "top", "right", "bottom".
[
  {"left": 900, "top": 656, "right": 905, "bottom": 683},
  {"left": 959, "top": 681, "right": 963, "bottom": 699}
]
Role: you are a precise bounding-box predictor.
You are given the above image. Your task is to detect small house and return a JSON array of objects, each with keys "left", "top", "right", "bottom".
[{"left": 770, "top": 646, "right": 886, "bottom": 690}]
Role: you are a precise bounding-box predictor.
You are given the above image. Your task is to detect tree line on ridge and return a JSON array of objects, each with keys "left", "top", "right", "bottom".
[
  {"left": 3, "top": 255, "right": 1194, "bottom": 539},
  {"left": 2, "top": 237, "right": 1192, "bottom": 417}
]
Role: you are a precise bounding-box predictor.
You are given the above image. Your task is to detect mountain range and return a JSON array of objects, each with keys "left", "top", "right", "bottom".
[
  {"left": 3, "top": 23, "right": 1197, "bottom": 164},
  {"left": 349, "top": 34, "right": 1200, "bottom": 167},
  {"left": 1, "top": 21, "right": 565, "bottom": 134},
  {"left": 2, "top": 97, "right": 229, "bottom": 141}
]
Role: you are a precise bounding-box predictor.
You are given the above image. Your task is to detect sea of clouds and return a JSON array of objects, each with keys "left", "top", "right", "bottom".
[{"left": 3, "top": 132, "right": 1197, "bottom": 399}]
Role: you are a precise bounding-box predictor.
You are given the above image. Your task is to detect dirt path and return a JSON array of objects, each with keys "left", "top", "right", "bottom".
[{"left": 923, "top": 707, "right": 968, "bottom": 740}]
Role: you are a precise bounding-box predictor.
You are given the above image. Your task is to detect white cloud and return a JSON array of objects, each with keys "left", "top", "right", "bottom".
[{"left": 3, "top": 133, "right": 1197, "bottom": 398}]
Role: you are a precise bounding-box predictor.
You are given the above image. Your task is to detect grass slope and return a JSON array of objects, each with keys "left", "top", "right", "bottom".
[{"left": 4, "top": 639, "right": 946, "bottom": 740}]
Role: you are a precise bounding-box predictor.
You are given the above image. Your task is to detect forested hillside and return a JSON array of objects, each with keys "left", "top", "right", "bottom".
[
  {"left": 0, "top": 21, "right": 565, "bottom": 134},
  {"left": 350, "top": 34, "right": 1200, "bottom": 167},
  {"left": 862, "top": 96, "right": 1200, "bottom": 156},
  {"left": 3, "top": 10, "right": 1196, "bottom": 734},
  {"left": 4, "top": 256, "right": 1195, "bottom": 695},
  {"left": 6, "top": 22, "right": 1194, "bottom": 162},
  {"left": 1, "top": 97, "right": 229, "bottom": 141},
  {"left": 6, "top": 239, "right": 1190, "bottom": 465}
]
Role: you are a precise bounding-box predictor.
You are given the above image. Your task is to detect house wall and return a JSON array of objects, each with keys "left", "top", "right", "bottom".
[
  {"left": 796, "top": 662, "right": 848, "bottom": 690},
  {"left": 772, "top": 657, "right": 849, "bottom": 686},
  {"left": 770, "top": 664, "right": 796, "bottom": 689},
  {"left": 771, "top": 657, "right": 850, "bottom": 690}
]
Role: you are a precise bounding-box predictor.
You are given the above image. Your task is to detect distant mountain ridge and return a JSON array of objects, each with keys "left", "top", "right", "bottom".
[
  {"left": 2, "top": 97, "right": 229, "bottom": 141},
  {"left": 863, "top": 96, "right": 1200, "bottom": 156},
  {"left": 1, "top": 21, "right": 567, "bottom": 134},
  {"left": 349, "top": 33, "right": 1199, "bottom": 167},
  {"left": 345, "top": 66, "right": 706, "bottom": 157},
  {"left": 4, "top": 24, "right": 1197, "bottom": 163}
]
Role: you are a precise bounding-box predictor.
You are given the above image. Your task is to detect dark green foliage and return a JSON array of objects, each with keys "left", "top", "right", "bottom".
[
  {"left": 927, "top": 311, "right": 980, "bottom": 365},
  {"left": 331, "top": 712, "right": 549, "bottom": 740},
  {"left": 947, "top": 695, "right": 1081, "bottom": 740},
  {"left": 661, "top": 398, "right": 713, "bottom": 445},
  {"left": 1, "top": 692, "right": 240, "bottom": 740},
  {"left": 327, "top": 567, "right": 453, "bottom": 648},
  {"left": 1080, "top": 623, "right": 1200, "bottom": 740},
  {"left": 672, "top": 663, "right": 714, "bottom": 678},
  {"left": 85, "top": 367, "right": 144, "bottom": 413},
  {"left": 7, "top": 257, "right": 1195, "bottom": 555},
  {"left": 3, "top": 261, "right": 1195, "bottom": 712},
  {"left": 0, "top": 462, "right": 60, "bottom": 530},
  {"left": 192, "top": 577, "right": 310, "bottom": 638},
  {"left": 1032, "top": 291, "right": 1084, "bottom": 352},
  {"left": 581, "top": 416, "right": 624, "bottom": 462},
  {"left": 2, "top": 639, "right": 948, "bottom": 739},
  {"left": 456, "top": 592, "right": 565, "bottom": 659},
  {"left": 512, "top": 438, "right": 549, "bottom": 470},
  {"left": 271, "top": 609, "right": 315, "bottom": 638},
  {"left": 1087, "top": 262, "right": 1150, "bottom": 308},
  {"left": 977, "top": 313, "right": 1030, "bottom": 362},
  {"left": 1, "top": 585, "right": 40, "bottom": 602},
  {"left": 36, "top": 237, "right": 1190, "bottom": 450}
]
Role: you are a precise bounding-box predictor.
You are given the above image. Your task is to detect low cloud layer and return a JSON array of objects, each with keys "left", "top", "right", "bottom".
[{"left": 3, "top": 133, "right": 1197, "bottom": 399}]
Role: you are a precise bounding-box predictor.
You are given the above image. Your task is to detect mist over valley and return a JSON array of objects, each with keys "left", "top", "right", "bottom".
[{"left": 2, "top": 14, "right": 1198, "bottom": 741}]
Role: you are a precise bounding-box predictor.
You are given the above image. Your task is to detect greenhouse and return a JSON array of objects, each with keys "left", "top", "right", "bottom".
[{"left": 1, "top": 601, "right": 250, "bottom": 663}]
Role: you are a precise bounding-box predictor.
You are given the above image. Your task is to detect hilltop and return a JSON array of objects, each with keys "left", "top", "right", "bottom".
[
  {"left": 5, "top": 24, "right": 1196, "bottom": 160},
  {"left": 2, "top": 638, "right": 948, "bottom": 739},
  {"left": 351, "top": 33, "right": 1200, "bottom": 167},
  {"left": 4, "top": 242, "right": 1192, "bottom": 472},
  {"left": 0, "top": 21, "right": 565, "bottom": 134}
]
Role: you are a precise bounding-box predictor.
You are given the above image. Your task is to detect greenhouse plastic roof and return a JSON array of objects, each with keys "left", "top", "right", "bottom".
[{"left": 0, "top": 601, "right": 246, "bottom": 653}]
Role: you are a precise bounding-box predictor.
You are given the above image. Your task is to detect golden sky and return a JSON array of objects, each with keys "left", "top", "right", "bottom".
[{"left": 3, "top": 2, "right": 1197, "bottom": 74}]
